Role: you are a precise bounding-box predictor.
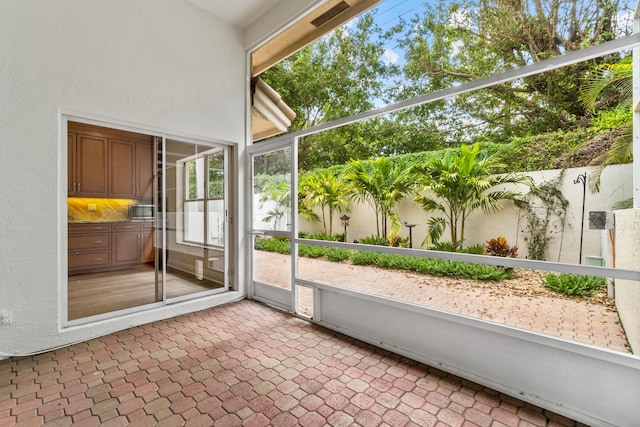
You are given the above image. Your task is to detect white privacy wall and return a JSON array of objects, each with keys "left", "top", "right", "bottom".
[
  {"left": 0, "top": 0, "right": 247, "bottom": 355},
  {"left": 299, "top": 164, "right": 632, "bottom": 264}
]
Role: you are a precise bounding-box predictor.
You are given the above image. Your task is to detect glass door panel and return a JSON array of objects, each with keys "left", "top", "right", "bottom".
[
  {"left": 67, "top": 121, "right": 161, "bottom": 322},
  {"left": 66, "top": 122, "right": 231, "bottom": 323},
  {"left": 163, "top": 140, "right": 228, "bottom": 302},
  {"left": 250, "top": 143, "right": 294, "bottom": 310}
]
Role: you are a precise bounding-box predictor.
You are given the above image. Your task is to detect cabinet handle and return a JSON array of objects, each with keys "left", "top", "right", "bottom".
[
  {"left": 92, "top": 240, "right": 103, "bottom": 243},
  {"left": 94, "top": 257, "right": 102, "bottom": 261}
]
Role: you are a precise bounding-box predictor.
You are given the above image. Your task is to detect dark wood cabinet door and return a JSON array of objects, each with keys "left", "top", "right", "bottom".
[
  {"left": 136, "top": 142, "right": 154, "bottom": 199},
  {"left": 68, "top": 133, "right": 77, "bottom": 195},
  {"left": 140, "top": 230, "right": 154, "bottom": 263},
  {"left": 112, "top": 232, "right": 140, "bottom": 265},
  {"left": 109, "top": 139, "right": 136, "bottom": 198},
  {"left": 77, "top": 133, "right": 108, "bottom": 197}
]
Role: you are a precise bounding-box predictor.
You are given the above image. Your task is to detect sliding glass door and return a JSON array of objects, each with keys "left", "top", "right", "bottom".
[
  {"left": 66, "top": 118, "right": 230, "bottom": 323},
  {"left": 163, "top": 139, "right": 229, "bottom": 302}
]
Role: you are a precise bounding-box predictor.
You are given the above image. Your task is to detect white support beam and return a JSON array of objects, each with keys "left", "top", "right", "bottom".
[{"left": 634, "top": 17, "right": 640, "bottom": 208}]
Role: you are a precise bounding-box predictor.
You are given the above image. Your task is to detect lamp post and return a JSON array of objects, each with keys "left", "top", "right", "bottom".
[
  {"left": 403, "top": 222, "right": 417, "bottom": 248},
  {"left": 574, "top": 172, "right": 587, "bottom": 264},
  {"left": 340, "top": 215, "right": 350, "bottom": 243}
]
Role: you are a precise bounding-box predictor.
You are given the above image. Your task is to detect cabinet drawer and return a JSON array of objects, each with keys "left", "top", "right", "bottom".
[
  {"left": 69, "top": 223, "right": 111, "bottom": 234},
  {"left": 69, "top": 233, "right": 110, "bottom": 251},
  {"left": 69, "top": 251, "right": 111, "bottom": 269},
  {"left": 140, "top": 222, "right": 154, "bottom": 231},
  {"left": 112, "top": 223, "right": 141, "bottom": 232}
]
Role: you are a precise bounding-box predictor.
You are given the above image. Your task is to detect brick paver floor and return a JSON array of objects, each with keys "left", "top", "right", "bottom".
[
  {"left": 255, "top": 251, "right": 630, "bottom": 353},
  {"left": 0, "top": 300, "right": 586, "bottom": 426}
]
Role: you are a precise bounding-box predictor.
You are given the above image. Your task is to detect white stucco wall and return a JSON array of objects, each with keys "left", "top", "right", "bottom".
[
  {"left": 0, "top": 0, "right": 248, "bottom": 355},
  {"left": 299, "top": 164, "right": 632, "bottom": 264},
  {"left": 243, "top": 0, "right": 325, "bottom": 50},
  {"left": 614, "top": 208, "right": 640, "bottom": 353}
]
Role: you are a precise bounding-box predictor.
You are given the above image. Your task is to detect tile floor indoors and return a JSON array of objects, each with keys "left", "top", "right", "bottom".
[{"left": 0, "top": 300, "right": 587, "bottom": 427}]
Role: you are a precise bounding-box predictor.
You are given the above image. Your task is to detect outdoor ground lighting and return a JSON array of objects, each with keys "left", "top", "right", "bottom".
[{"left": 340, "top": 214, "right": 350, "bottom": 242}]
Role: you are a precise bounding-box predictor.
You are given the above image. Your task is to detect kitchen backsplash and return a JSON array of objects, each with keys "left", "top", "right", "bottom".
[{"left": 68, "top": 198, "right": 138, "bottom": 221}]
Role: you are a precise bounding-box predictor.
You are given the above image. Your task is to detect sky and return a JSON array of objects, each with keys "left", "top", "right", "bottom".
[
  {"left": 367, "top": 0, "right": 426, "bottom": 66},
  {"left": 362, "top": 0, "right": 637, "bottom": 68}
]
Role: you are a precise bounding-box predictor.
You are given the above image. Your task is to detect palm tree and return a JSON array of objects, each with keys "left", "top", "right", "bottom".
[
  {"left": 259, "top": 181, "right": 291, "bottom": 231},
  {"left": 579, "top": 56, "right": 633, "bottom": 191},
  {"left": 412, "top": 143, "right": 530, "bottom": 251},
  {"left": 299, "top": 171, "right": 351, "bottom": 235},
  {"left": 344, "top": 157, "right": 412, "bottom": 238}
]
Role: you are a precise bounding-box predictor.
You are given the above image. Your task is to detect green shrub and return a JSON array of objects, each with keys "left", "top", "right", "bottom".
[
  {"left": 254, "top": 236, "right": 291, "bottom": 254},
  {"left": 428, "top": 241, "right": 457, "bottom": 252},
  {"left": 359, "top": 235, "right": 387, "bottom": 246},
  {"left": 326, "top": 249, "right": 351, "bottom": 262},
  {"left": 299, "top": 232, "right": 344, "bottom": 241},
  {"left": 464, "top": 244, "right": 486, "bottom": 255},
  {"left": 350, "top": 251, "right": 381, "bottom": 265},
  {"left": 351, "top": 251, "right": 511, "bottom": 281},
  {"left": 298, "top": 244, "right": 329, "bottom": 258},
  {"left": 591, "top": 108, "right": 631, "bottom": 132},
  {"left": 256, "top": 236, "right": 512, "bottom": 281},
  {"left": 542, "top": 273, "right": 606, "bottom": 296},
  {"left": 428, "top": 241, "right": 486, "bottom": 254}
]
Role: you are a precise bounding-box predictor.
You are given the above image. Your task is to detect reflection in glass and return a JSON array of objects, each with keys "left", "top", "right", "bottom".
[
  {"left": 252, "top": 148, "right": 291, "bottom": 232},
  {"left": 165, "top": 141, "right": 226, "bottom": 300},
  {"left": 67, "top": 122, "right": 161, "bottom": 321}
]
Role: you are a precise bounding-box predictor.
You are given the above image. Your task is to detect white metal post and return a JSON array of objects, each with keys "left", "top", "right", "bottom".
[{"left": 634, "top": 10, "right": 640, "bottom": 208}]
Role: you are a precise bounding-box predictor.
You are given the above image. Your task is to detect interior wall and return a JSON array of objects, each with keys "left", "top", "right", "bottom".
[{"left": 0, "top": 0, "right": 247, "bottom": 355}]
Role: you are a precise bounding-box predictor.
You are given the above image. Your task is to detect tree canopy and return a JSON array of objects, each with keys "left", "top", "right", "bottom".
[{"left": 259, "top": 0, "right": 633, "bottom": 170}]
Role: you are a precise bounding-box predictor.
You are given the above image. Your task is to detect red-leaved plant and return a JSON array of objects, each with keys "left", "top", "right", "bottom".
[{"left": 484, "top": 236, "right": 518, "bottom": 258}]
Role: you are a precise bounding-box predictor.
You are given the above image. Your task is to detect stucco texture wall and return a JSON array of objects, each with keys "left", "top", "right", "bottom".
[
  {"left": 614, "top": 208, "right": 640, "bottom": 353},
  {"left": 298, "top": 164, "right": 632, "bottom": 264},
  {"left": 0, "top": 0, "right": 246, "bottom": 354}
]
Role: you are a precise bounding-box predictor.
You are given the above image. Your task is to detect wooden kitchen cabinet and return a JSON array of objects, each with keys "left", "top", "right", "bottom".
[
  {"left": 108, "top": 139, "right": 153, "bottom": 199},
  {"left": 68, "top": 127, "right": 108, "bottom": 197},
  {"left": 135, "top": 141, "right": 154, "bottom": 199},
  {"left": 68, "top": 223, "right": 111, "bottom": 273},
  {"left": 112, "top": 222, "right": 155, "bottom": 266},
  {"left": 69, "top": 122, "right": 153, "bottom": 199},
  {"left": 108, "top": 139, "right": 136, "bottom": 198},
  {"left": 69, "top": 222, "right": 153, "bottom": 274},
  {"left": 140, "top": 222, "right": 155, "bottom": 263}
]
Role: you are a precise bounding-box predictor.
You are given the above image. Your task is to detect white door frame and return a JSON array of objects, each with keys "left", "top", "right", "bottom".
[{"left": 247, "top": 136, "right": 297, "bottom": 312}]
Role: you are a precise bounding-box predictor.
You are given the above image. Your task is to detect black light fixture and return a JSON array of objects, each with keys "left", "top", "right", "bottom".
[
  {"left": 574, "top": 173, "right": 587, "bottom": 264},
  {"left": 340, "top": 214, "right": 350, "bottom": 242}
]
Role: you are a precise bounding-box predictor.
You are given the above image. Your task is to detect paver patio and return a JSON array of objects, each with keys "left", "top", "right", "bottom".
[
  {"left": 0, "top": 300, "right": 587, "bottom": 426},
  {"left": 255, "top": 251, "right": 631, "bottom": 353}
]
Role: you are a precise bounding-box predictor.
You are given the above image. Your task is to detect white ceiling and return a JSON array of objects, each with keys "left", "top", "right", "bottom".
[{"left": 187, "top": 0, "right": 281, "bottom": 29}]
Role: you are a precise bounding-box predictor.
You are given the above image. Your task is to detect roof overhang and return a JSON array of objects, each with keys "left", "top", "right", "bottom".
[
  {"left": 251, "top": 0, "right": 382, "bottom": 76},
  {"left": 251, "top": 78, "right": 297, "bottom": 141}
]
